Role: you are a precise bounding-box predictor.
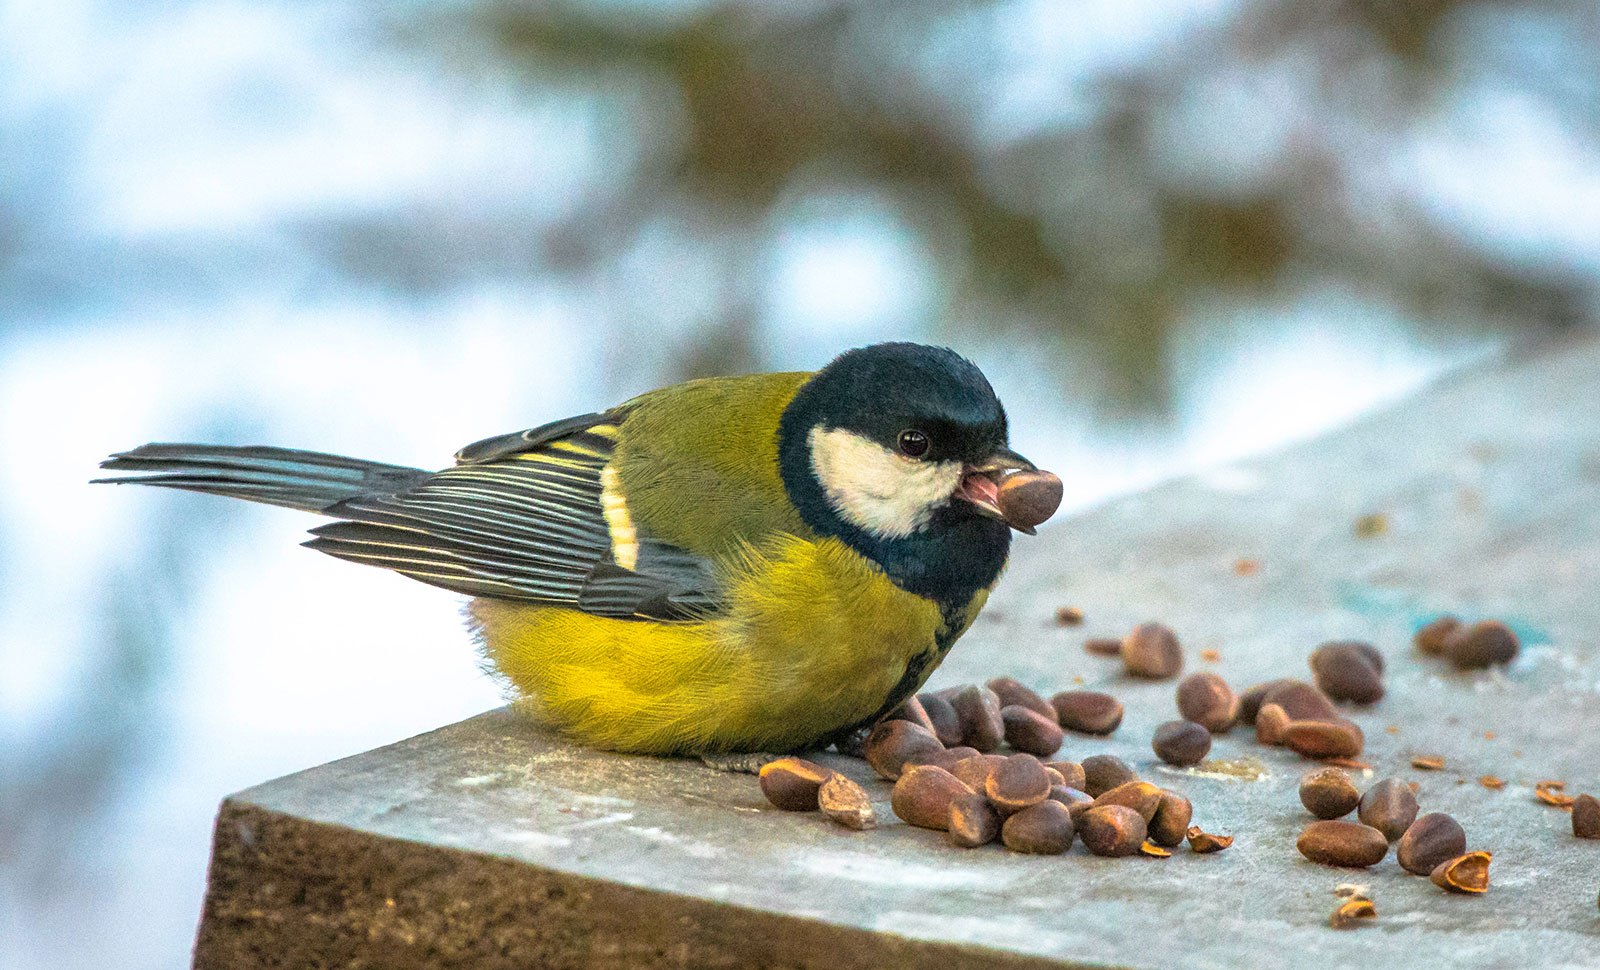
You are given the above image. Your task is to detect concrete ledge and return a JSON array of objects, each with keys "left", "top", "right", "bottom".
[{"left": 194, "top": 334, "right": 1600, "bottom": 969}]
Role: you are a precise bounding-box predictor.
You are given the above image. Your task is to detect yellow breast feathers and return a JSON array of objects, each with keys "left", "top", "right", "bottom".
[{"left": 470, "top": 534, "right": 956, "bottom": 754}]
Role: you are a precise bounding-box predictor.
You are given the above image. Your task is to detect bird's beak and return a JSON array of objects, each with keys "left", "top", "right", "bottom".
[{"left": 955, "top": 447, "right": 1042, "bottom": 535}]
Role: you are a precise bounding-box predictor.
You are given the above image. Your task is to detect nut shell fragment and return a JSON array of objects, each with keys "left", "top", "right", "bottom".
[
  {"left": 1329, "top": 898, "right": 1377, "bottom": 929},
  {"left": 1430, "top": 851, "right": 1491, "bottom": 893},
  {"left": 818, "top": 774, "right": 877, "bottom": 830},
  {"left": 1185, "top": 827, "right": 1233, "bottom": 853}
]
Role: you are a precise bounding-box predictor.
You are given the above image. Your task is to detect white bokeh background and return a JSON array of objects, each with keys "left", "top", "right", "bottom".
[{"left": 2, "top": 0, "right": 1594, "bottom": 966}]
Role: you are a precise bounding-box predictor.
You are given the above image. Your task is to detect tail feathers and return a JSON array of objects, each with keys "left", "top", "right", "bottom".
[{"left": 93, "top": 443, "right": 431, "bottom": 514}]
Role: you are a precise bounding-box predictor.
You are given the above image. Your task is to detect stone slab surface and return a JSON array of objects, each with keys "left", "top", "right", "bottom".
[{"left": 194, "top": 333, "right": 1600, "bottom": 969}]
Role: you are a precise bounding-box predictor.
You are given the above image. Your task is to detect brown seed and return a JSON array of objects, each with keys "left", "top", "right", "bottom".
[
  {"left": 1186, "top": 827, "right": 1233, "bottom": 853},
  {"left": 863, "top": 720, "right": 945, "bottom": 781},
  {"left": 1410, "top": 754, "right": 1445, "bottom": 770},
  {"left": 889, "top": 695, "right": 938, "bottom": 735},
  {"left": 1043, "top": 766, "right": 1065, "bottom": 786},
  {"left": 916, "top": 692, "right": 966, "bottom": 747},
  {"left": 1300, "top": 768, "right": 1361, "bottom": 819},
  {"left": 1329, "top": 898, "right": 1377, "bottom": 929},
  {"left": 1093, "top": 780, "right": 1163, "bottom": 822},
  {"left": 986, "top": 753, "right": 1053, "bottom": 814},
  {"left": 1176, "top": 673, "right": 1239, "bottom": 732},
  {"left": 1297, "top": 820, "right": 1390, "bottom": 868},
  {"left": 1255, "top": 703, "right": 1291, "bottom": 745},
  {"left": 758, "top": 758, "right": 834, "bottom": 811},
  {"left": 1283, "top": 719, "right": 1365, "bottom": 760},
  {"left": 1151, "top": 720, "right": 1212, "bottom": 767},
  {"left": 1081, "top": 754, "right": 1137, "bottom": 797},
  {"left": 818, "top": 774, "right": 877, "bottom": 830},
  {"left": 987, "top": 677, "right": 1055, "bottom": 719},
  {"left": 950, "top": 753, "right": 1008, "bottom": 792},
  {"left": 1055, "top": 605, "right": 1085, "bottom": 626},
  {"left": 949, "top": 685, "right": 1006, "bottom": 752},
  {"left": 1397, "top": 813, "right": 1467, "bottom": 875},
  {"left": 1148, "top": 790, "right": 1193, "bottom": 847},
  {"left": 945, "top": 791, "right": 1001, "bottom": 847},
  {"left": 1262, "top": 680, "right": 1341, "bottom": 721},
  {"left": 1001, "top": 705, "right": 1065, "bottom": 757},
  {"left": 1139, "top": 841, "right": 1172, "bottom": 858},
  {"left": 1044, "top": 760, "right": 1086, "bottom": 791},
  {"left": 1572, "top": 794, "right": 1600, "bottom": 838},
  {"left": 891, "top": 765, "right": 974, "bottom": 830},
  {"left": 995, "top": 469, "right": 1063, "bottom": 531},
  {"left": 1415, "top": 615, "right": 1462, "bottom": 655},
  {"left": 1079, "top": 804, "right": 1147, "bottom": 857},
  {"left": 1084, "top": 637, "right": 1123, "bottom": 656},
  {"left": 1050, "top": 690, "right": 1124, "bottom": 735},
  {"left": 1122, "top": 622, "right": 1183, "bottom": 679},
  {"left": 1048, "top": 784, "right": 1093, "bottom": 812},
  {"left": 1430, "top": 851, "right": 1491, "bottom": 893},
  {"left": 1238, "top": 678, "right": 1296, "bottom": 724},
  {"left": 1358, "top": 778, "right": 1420, "bottom": 841},
  {"left": 1447, "top": 619, "right": 1520, "bottom": 670},
  {"left": 903, "top": 745, "right": 981, "bottom": 773},
  {"left": 1001, "top": 800, "right": 1076, "bottom": 854},
  {"left": 1309, "top": 641, "right": 1386, "bottom": 705},
  {"left": 1478, "top": 775, "right": 1505, "bottom": 790}
]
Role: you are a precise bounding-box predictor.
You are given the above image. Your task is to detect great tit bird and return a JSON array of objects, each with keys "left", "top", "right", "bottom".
[{"left": 95, "top": 342, "right": 1058, "bottom": 755}]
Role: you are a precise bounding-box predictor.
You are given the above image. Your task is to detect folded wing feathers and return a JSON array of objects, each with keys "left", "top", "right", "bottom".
[{"left": 302, "top": 430, "right": 719, "bottom": 618}]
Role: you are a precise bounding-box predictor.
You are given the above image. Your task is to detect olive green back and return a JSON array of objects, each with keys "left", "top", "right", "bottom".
[{"left": 614, "top": 371, "right": 816, "bottom": 558}]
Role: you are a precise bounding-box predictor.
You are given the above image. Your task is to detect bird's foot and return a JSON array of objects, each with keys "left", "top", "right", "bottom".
[{"left": 697, "top": 751, "right": 782, "bottom": 775}]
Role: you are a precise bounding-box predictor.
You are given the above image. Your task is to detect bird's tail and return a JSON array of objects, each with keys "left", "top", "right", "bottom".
[{"left": 93, "top": 443, "right": 431, "bottom": 514}]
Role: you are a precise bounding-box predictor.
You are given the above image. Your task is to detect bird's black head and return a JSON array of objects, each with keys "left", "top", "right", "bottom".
[{"left": 777, "top": 343, "right": 1036, "bottom": 610}]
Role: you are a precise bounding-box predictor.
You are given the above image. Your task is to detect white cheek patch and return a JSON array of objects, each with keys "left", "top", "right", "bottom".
[{"left": 808, "top": 426, "right": 964, "bottom": 539}]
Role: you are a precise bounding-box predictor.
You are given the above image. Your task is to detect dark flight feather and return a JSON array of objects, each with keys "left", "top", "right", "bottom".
[{"left": 97, "top": 421, "right": 724, "bottom": 620}]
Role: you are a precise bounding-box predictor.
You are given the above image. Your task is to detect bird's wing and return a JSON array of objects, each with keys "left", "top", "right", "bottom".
[{"left": 301, "top": 412, "right": 723, "bottom": 620}]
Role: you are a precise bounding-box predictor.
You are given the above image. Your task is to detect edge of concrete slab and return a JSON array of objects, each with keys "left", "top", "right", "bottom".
[{"left": 194, "top": 798, "right": 1110, "bottom": 970}]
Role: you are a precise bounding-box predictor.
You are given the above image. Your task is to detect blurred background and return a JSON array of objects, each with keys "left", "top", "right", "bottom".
[{"left": 2, "top": 0, "right": 1597, "bottom": 965}]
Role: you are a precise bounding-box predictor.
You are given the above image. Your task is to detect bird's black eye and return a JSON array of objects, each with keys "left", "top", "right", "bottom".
[{"left": 897, "top": 429, "right": 930, "bottom": 458}]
